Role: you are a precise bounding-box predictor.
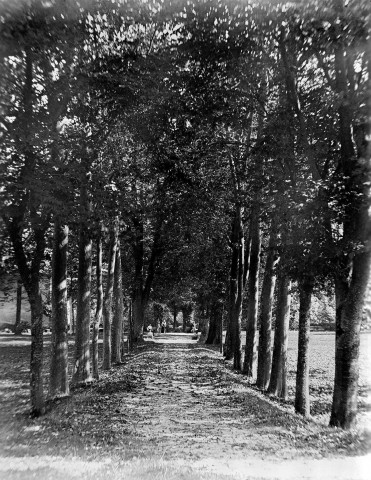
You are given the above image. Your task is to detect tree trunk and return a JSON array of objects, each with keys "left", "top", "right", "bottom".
[
  {"left": 72, "top": 180, "right": 93, "bottom": 385},
  {"left": 6, "top": 220, "right": 47, "bottom": 416},
  {"left": 132, "top": 293, "right": 145, "bottom": 340},
  {"left": 205, "top": 299, "right": 223, "bottom": 345},
  {"left": 173, "top": 307, "right": 178, "bottom": 331},
  {"left": 112, "top": 240, "right": 124, "bottom": 363},
  {"left": 182, "top": 304, "right": 193, "bottom": 332},
  {"left": 103, "top": 220, "right": 118, "bottom": 370},
  {"left": 49, "top": 221, "right": 69, "bottom": 399},
  {"left": 29, "top": 287, "right": 44, "bottom": 416},
  {"left": 256, "top": 226, "right": 279, "bottom": 390},
  {"left": 295, "top": 276, "right": 314, "bottom": 416},
  {"left": 243, "top": 208, "right": 261, "bottom": 378},
  {"left": 128, "top": 300, "right": 134, "bottom": 351},
  {"left": 132, "top": 216, "right": 145, "bottom": 341},
  {"left": 267, "top": 271, "right": 291, "bottom": 399},
  {"left": 92, "top": 234, "right": 103, "bottom": 380},
  {"left": 329, "top": 7, "right": 371, "bottom": 428},
  {"left": 14, "top": 280, "right": 22, "bottom": 334},
  {"left": 225, "top": 208, "right": 246, "bottom": 370}
]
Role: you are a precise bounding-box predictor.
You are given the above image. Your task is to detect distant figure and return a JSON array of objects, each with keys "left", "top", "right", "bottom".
[
  {"left": 161, "top": 321, "right": 166, "bottom": 333},
  {"left": 147, "top": 324, "right": 153, "bottom": 339}
]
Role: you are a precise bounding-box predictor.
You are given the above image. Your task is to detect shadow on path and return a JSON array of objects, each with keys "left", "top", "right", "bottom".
[{"left": 0, "top": 333, "right": 369, "bottom": 480}]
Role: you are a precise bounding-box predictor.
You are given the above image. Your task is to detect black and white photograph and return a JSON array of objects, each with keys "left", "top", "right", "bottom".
[{"left": 0, "top": 0, "right": 370, "bottom": 479}]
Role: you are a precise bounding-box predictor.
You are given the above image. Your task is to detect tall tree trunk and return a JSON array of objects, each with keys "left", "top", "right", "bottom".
[
  {"left": 132, "top": 293, "right": 145, "bottom": 340},
  {"left": 329, "top": 4, "right": 371, "bottom": 428},
  {"left": 295, "top": 275, "right": 314, "bottom": 416},
  {"left": 6, "top": 219, "right": 47, "bottom": 416},
  {"left": 131, "top": 216, "right": 162, "bottom": 341},
  {"left": 49, "top": 221, "right": 69, "bottom": 399},
  {"left": 182, "top": 303, "right": 193, "bottom": 332},
  {"left": 267, "top": 270, "right": 291, "bottom": 399},
  {"left": 14, "top": 280, "right": 22, "bottom": 334},
  {"left": 29, "top": 286, "right": 44, "bottom": 415},
  {"left": 132, "top": 216, "right": 144, "bottom": 341},
  {"left": 205, "top": 299, "right": 223, "bottom": 345},
  {"left": 256, "top": 226, "right": 279, "bottom": 390},
  {"left": 229, "top": 215, "right": 241, "bottom": 368},
  {"left": 103, "top": 220, "right": 118, "bottom": 370},
  {"left": 225, "top": 208, "right": 246, "bottom": 369},
  {"left": 128, "top": 300, "right": 134, "bottom": 351},
  {"left": 92, "top": 234, "right": 103, "bottom": 380},
  {"left": 243, "top": 208, "right": 261, "bottom": 378},
  {"left": 3, "top": 44, "right": 48, "bottom": 416},
  {"left": 112, "top": 240, "right": 124, "bottom": 363},
  {"left": 72, "top": 179, "right": 93, "bottom": 385}
]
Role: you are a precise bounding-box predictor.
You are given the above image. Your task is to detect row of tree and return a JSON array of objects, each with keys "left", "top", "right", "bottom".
[{"left": 0, "top": 0, "right": 370, "bottom": 429}]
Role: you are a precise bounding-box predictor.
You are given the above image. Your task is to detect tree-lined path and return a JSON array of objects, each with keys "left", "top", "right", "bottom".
[{"left": 0, "top": 333, "right": 370, "bottom": 480}]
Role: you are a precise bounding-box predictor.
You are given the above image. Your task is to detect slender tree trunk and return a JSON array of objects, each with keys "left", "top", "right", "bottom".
[
  {"left": 92, "top": 234, "right": 103, "bottom": 380},
  {"left": 112, "top": 240, "right": 124, "bottom": 363},
  {"left": 267, "top": 271, "right": 291, "bottom": 399},
  {"left": 223, "top": 310, "right": 232, "bottom": 357},
  {"left": 132, "top": 293, "right": 145, "bottom": 340},
  {"left": 225, "top": 217, "right": 239, "bottom": 360},
  {"left": 220, "top": 304, "right": 224, "bottom": 353},
  {"left": 128, "top": 300, "right": 134, "bottom": 351},
  {"left": 295, "top": 276, "right": 314, "bottom": 416},
  {"left": 206, "top": 299, "right": 223, "bottom": 345},
  {"left": 103, "top": 220, "right": 118, "bottom": 370},
  {"left": 49, "top": 221, "right": 69, "bottom": 398},
  {"left": 233, "top": 220, "right": 245, "bottom": 372},
  {"left": 72, "top": 180, "right": 93, "bottom": 385},
  {"left": 243, "top": 208, "right": 261, "bottom": 378},
  {"left": 14, "top": 280, "right": 22, "bottom": 334},
  {"left": 29, "top": 287, "right": 44, "bottom": 415},
  {"left": 182, "top": 304, "right": 193, "bottom": 332},
  {"left": 257, "top": 227, "right": 279, "bottom": 390},
  {"left": 198, "top": 302, "right": 209, "bottom": 341},
  {"left": 132, "top": 216, "right": 145, "bottom": 341},
  {"left": 225, "top": 208, "right": 245, "bottom": 370}
]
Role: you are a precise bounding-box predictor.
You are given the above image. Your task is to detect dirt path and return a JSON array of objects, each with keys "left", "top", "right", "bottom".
[{"left": 0, "top": 334, "right": 370, "bottom": 479}]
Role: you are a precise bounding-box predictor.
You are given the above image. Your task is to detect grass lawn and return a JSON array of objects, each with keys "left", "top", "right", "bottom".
[{"left": 233, "top": 330, "right": 371, "bottom": 424}]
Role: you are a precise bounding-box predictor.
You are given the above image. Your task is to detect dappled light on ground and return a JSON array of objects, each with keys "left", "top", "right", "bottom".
[{"left": 0, "top": 333, "right": 370, "bottom": 479}]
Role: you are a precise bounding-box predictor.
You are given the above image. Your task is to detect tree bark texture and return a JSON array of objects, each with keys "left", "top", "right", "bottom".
[
  {"left": 6, "top": 221, "right": 47, "bottom": 416},
  {"left": 72, "top": 180, "right": 93, "bottom": 385},
  {"left": 243, "top": 208, "right": 261, "bottom": 378},
  {"left": 329, "top": 6, "right": 371, "bottom": 428},
  {"left": 92, "top": 234, "right": 103, "bottom": 380},
  {"left": 182, "top": 304, "right": 193, "bottom": 332},
  {"left": 131, "top": 216, "right": 161, "bottom": 341},
  {"left": 267, "top": 271, "right": 291, "bottom": 399},
  {"left": 49, "top": 221, "right": 69, "bottom": 399},
  {"left": 3, "top": 45, "right": 47, "bottom": 416},
  {"left": 295, "top": 276, "right": 314, "bottom": 416},
  {"left": 173, "top": 307, "right": 178, "bottom": 331},
  {"left": 132, "top": 217, "right": 145, "bottom": 341},
  {"left": 256, "top": 226, "right": 279, "bottom": 390},
  {"left": 112, "top": 240, "right": 124, "bottom": 363},
  {"left": 14, "top": 280, "right": 22, "bottom": 334},
  {"left": 29, "top": 286, "right": 45, "bottom": 415},
  {"left": 205, "top": 299, "right": 223, "bottom": 345},
  {"left": 103, "top": 220, "right": 118, "bottom": 370},
  {"left": 226, "top": 208, "right": 246, "bottom": 370}
]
